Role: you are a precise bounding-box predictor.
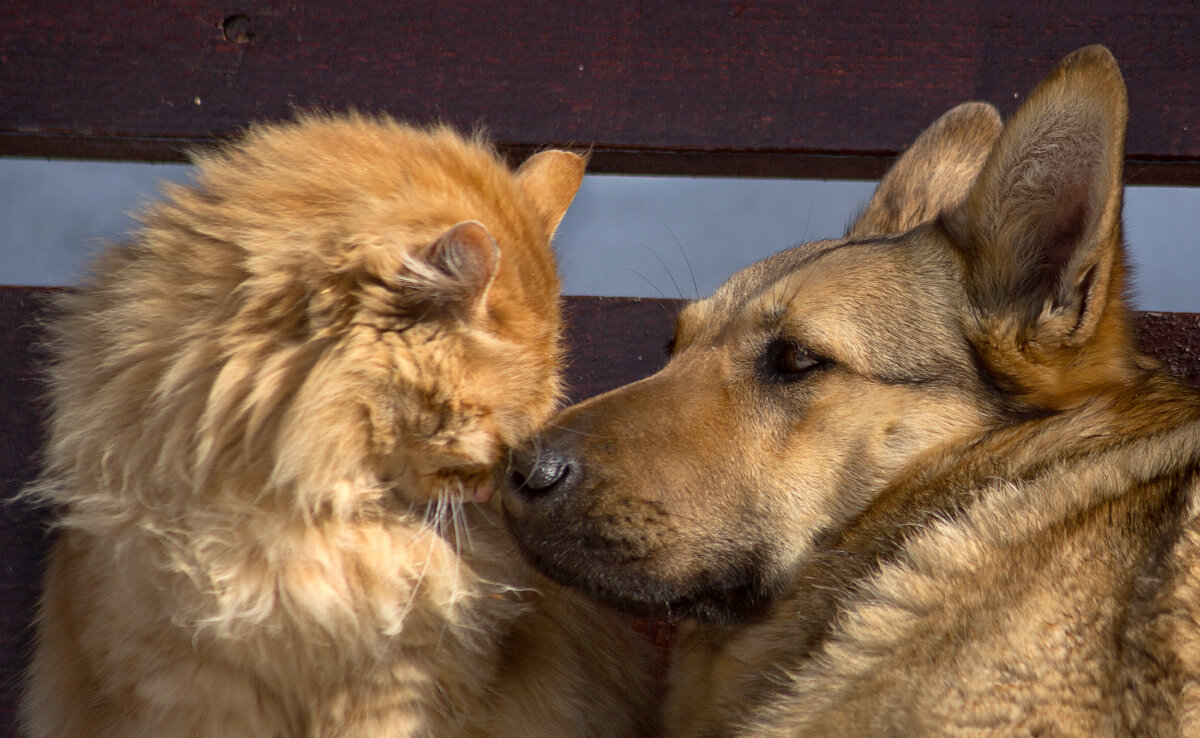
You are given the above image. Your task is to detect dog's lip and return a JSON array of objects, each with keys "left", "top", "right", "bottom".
[
  {"left": 504, "top": 519, "right": 780, "bottom": 624},
  {"left": 505, "top": 496, "right": 791, "bottom": 623},
  {"left": 528, "top": 550, "right": 779, "bottom": 624}
]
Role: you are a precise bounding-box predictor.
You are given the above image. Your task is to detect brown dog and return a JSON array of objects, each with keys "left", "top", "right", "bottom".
[{"left": 505, "top": 46, "right": 1200, "bottom": 735}]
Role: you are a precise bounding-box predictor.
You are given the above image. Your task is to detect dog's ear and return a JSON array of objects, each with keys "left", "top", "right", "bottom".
[
  {"left": 516, "top": 150, "right": 587, "bottom": 238},
  {"left": 395, "top": 220, "right": 500, "bottom": 315},
  {"left": 943, "top": 45, "right": 1134, "bottom": 405},
  {"left": 848, "top": 102, "right": 1001, "bottom": 238}
]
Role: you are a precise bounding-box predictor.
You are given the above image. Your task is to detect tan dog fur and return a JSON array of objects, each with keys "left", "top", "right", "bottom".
[
  {"left": 504, "top": 46, "right": 1200, "bottom": 736},
  {"left": 22, "top": 115, "right": 655, "bottom": 737}
]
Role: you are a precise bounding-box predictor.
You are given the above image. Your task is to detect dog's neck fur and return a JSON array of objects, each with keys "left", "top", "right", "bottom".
[{"left": 671, "top": 370, "right": 1200, "bottom": 736}]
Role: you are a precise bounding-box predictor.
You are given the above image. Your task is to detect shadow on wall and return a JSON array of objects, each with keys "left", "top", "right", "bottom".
[{"left": 1, "top": 159, "right": 1198, "bottom": 312}]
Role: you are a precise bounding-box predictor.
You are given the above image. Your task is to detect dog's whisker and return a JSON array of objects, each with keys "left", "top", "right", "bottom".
[
  {"left": 798, "top": 181, "right": 817, "bottom": 244},
  {"left": 641, "top": 243, "right": 686, "bottom": 301},
  {"left": 542, "top": 422, "right": 627, "bottom": 440},
  {"left": 621, "top": 268, "right": 671, "bottom": 301},
  {"left": 662, "top": 224, "right": 700, "bottom": 300}
]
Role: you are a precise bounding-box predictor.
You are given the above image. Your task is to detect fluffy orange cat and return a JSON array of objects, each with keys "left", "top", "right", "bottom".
[{"left": 22, "top": 115, "right": 654, "bottom": 737}]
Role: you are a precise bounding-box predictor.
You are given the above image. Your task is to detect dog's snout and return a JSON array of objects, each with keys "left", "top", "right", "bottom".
[{"left": 508, "top": 445, "right": 574, "bottom": 499}]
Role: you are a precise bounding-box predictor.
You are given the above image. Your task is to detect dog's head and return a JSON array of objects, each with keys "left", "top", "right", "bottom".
[{"left": 503, "top": 47, "right": 1140, "bottom": 622}]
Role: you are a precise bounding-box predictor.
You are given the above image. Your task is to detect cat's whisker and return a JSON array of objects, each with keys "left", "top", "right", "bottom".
[
  {"left": 454, "top": 482, "right": 475, "bottom": 554},
  {"left": 434, "top": 486, "right": 461, "bottom": 653},
  {"left": 398, "top": 503, "right": 441, "bottom": 633}
]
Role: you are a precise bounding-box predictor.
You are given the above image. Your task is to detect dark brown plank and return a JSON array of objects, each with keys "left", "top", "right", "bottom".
[
  {"left": 2, "top": 1, "right": 1198, "bottom": 183},
  {"left": 0, "top": 288, "right": 51, "bottom": 735},
  {"left": 561, "top": 297, "right": 680, "bottom": 404},
  {"left": 2, "top": 289, "right": 1199, "bottom": 735}
]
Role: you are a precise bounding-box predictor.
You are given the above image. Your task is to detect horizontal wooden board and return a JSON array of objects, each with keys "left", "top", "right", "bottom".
[
  {"left": 2, "top": 288, "right": 1200, "bottom": 733},
  {"left": 2, "top": 1, "right": 1198, "bottom": 183}
]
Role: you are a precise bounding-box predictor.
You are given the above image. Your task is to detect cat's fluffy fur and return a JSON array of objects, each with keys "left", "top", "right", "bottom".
[{"left": 21, "top": 114, "right": 654, "bottom": 737}]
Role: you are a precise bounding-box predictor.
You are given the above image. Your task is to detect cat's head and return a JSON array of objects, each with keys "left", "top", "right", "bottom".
[{"left": 148, "top": 117, "right": 585, "bottom": 517}]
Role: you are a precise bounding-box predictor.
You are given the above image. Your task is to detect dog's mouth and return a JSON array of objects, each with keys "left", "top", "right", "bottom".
[
  {"left": 503, "top": 499, "right": 785, "bottom": 624},
  {"left": 544, "top": 552, "right": 783, "bottom": 625}
]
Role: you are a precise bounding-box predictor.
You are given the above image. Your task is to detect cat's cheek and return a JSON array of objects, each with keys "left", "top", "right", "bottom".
[{"left": 472, "top": 479, "right": 496, "bottom": 504}]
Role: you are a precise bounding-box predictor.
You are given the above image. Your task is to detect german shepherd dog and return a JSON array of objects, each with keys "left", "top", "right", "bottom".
[{"left": 504, "top": 46, "right": 1200, "bottom": 735}]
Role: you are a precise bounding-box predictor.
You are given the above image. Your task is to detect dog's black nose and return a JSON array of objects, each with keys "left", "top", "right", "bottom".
[{"left": 508, "top": 445, "right": 574, "bottom": 499}]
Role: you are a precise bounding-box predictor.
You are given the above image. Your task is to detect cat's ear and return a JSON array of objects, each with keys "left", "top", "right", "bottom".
[
  {"left": 397, "top": 220, "right": 500, "bottom": 314},
  {"left": 516, "top": 150, "right": 586, "bottom": 237}
]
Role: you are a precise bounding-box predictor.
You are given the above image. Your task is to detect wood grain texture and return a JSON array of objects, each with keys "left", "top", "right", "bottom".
[{"left": 2, "top": 1, "right": 1197, "bottom": 182}]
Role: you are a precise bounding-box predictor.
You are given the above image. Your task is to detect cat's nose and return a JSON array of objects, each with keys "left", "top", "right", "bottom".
[{"left": 507, "top": 444, "right": 576, "bottom": 500}]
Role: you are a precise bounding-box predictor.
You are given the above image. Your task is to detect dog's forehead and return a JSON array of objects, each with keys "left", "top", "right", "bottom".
[
  {"left": 682, "top": 237, "right": 911, "bottom": 331},
  {"left": 725, "top": 239, "right": 849, "bottom": 302},
  {"left": 676, "top": 233, "right": 970, "bottom": 384},
  {"left": 680, "top": 239, "right": 847, "bottom": 328}
]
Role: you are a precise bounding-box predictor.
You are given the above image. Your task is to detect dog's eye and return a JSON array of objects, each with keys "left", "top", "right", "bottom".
[{"left": 762, "top": 339, "right": 824, "bottom": 381}]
